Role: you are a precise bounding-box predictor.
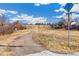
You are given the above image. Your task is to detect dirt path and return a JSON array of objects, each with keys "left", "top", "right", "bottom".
[{"left": 9, "top": 32, "right": 45, "bottom": 56}]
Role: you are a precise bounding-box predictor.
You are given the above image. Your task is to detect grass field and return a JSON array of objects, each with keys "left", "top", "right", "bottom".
[
  {"left": 0, "top": 27, "right": 79, "bottom": 55},
  {"left": 33, "top": 29, "right": 79, "bottom": 54}
]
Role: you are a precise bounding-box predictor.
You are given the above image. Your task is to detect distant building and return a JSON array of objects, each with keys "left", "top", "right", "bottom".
[{"left": 64, "top": 21, "right": 79, "bottom": 30}]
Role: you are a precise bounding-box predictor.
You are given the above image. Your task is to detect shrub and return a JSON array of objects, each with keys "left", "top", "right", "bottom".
[{"left": 0, "top": 24, "right": 15, "bottom": 35}]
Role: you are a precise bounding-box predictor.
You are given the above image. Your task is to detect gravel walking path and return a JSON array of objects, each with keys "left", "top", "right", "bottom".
[{"left": 9, "top": 32, "right": 45, "bottom": 56}]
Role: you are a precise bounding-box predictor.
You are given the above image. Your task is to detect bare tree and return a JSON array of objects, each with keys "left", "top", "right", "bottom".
[{"left": 0, "top": 14, "right": 15, "bottom": 35}]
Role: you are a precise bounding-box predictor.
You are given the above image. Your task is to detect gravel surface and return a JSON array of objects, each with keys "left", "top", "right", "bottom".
[
  {"left": 27, "top": 50, "right": 79, "bottom": 56},
  {"left": 27, "top": 50, "right": 67, "bottom": 56},
  {"left": 9, "top": 33, "right": 45, "bottom": 56}
]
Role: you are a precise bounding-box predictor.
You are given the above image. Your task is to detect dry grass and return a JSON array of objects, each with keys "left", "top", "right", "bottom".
[
  {"left": 33, "top": 29, "right": 79, "bottom": 54},
  {"left": 0, "top": 29, "right": 31, "bottom": 43},
  {"left": 0, "top": 29, "right": 31, "bottom": 55},
  {"left": 0, "top": 25, "right": 79, "bottom": 55}
]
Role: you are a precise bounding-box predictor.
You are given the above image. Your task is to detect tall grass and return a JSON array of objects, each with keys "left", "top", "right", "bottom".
[{"left": 33, "top": 30, "right": 79, "bottom": 53}]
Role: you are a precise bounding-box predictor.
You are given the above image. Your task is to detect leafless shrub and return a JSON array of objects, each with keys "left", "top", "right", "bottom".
[{"left": 0, "top": 24, "right": 15, "bottom": 35}]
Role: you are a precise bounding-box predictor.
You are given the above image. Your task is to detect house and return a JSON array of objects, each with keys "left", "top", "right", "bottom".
[
  {"left": 14, "top": 24, "right": 22, "bottom": 30},
  {"left": 64, "top": 21, "right": 79, "bottom": 30}
]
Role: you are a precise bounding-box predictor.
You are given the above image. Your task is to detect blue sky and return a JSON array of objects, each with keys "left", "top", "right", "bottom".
[{"left": 0, "top": 3, "right": 79, "bottom": 24}]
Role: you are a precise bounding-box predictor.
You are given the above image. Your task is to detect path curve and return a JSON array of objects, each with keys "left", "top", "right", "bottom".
[{"left": 9, "top": 32, "right": 45, "bottom": 56}]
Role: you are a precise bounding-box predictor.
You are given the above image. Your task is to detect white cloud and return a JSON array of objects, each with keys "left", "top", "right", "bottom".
[
  {"left": 0, "top": 9, "right": 7, "bottom": 15},
  {"left": 54, "top": 8, "right": 66, "bottom": 12},
  {"left": 61, "top": 13, "right": 79, "bottom": 22},
  {"left": 53, "top": 12, "right": 66, "bottom": 19},
  {"left": 55, "top": 15, "right": 63, "bottom": 18},
  {"left": 54, "top": 3, "right": 67, "bottom": 13},
  {"left": 54, "top": 3, "right": 79, "bottom": 20},
  {"left": 10, "top": 14, "right": 47, "bottom": 24},
  {"left": 34, "top": 3, "right": 40, "bottom": 6},
  {"left": 7, "top": 10, "right": 17, "bottom": 14},
  {"left": 28, "top": 17, "right": 47, "bottom": 24},
  {"left": 0, "top": 9, "right": 18, "bottom": 16},
  {"left": 71, "top": 4, "right": 79, "bottom": 12},
  {"left": 34, "top": 3, "right": 50, "bottom": 6},
  {"left": 71, "top": 13, "right": 79, "bottom": 19},
  {"left": 59, "top": 3, "right": 79, "bottom": 12}
]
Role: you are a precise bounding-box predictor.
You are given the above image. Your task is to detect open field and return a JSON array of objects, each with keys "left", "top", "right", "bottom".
[
  {"left": 33, "top": 29, "right": 79, "bottom": 54},
  {"left": 0, "top": 26, "right": 79, "bottom": 55}
]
